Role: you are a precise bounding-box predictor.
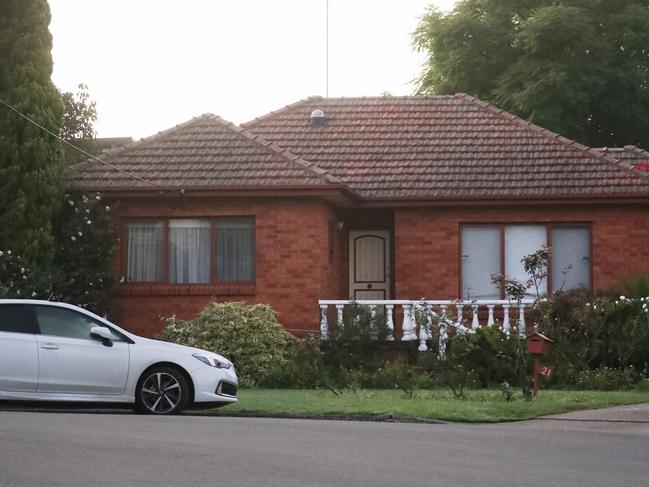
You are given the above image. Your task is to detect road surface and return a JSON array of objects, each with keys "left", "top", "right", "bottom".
[{"left": 1, "top": 410, "right": 647, "bottom": 486}]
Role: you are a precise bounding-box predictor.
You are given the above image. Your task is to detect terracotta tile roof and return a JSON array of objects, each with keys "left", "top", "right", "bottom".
[
  {"left": 67, "top": 114, "right": 342, "bottom": 192},
  {"left": 243, "top": 94, "right": 649, "bottom": 199},
  {"left": 597, "top": 146, "right": 649, "bottom": 175}
]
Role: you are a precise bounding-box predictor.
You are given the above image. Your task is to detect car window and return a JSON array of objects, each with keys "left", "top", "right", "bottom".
[
  {"left": 34, "top": 305, "right": 123, "bottom": 341},
  {"left": 0, "top": 304, "right": 38, "bottom": 334}
]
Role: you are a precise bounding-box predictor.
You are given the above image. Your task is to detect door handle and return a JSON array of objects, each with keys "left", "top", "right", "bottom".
[{"left": 40, "top": 343, "right": 59, "bottom": 350}]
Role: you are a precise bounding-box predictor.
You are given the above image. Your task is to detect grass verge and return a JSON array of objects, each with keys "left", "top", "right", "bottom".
[{"left": 203, "top": 389, "right": 649, "bottom": 423}]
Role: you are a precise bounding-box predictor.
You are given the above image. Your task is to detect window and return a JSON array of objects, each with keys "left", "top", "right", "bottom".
[
  {"left": 34, "top": 305, "right": 122, "bottom": 341},
  {"left": 551, "top": 227, "right": 590, "bottom": 291},
  {"left": 461, "top": 227, "right": 501, "bottom": 299},
  {"left": 125, "top": 217, "right": 255, "bottom": 284},
  {"left": 127, "top": 221, "right": 163, "bottom": 282},
  {"left": 0, "top": 304, "right": 38, "bottom": 334},
  {"left": 169, "top": 219, "right": 211, "bottom": 283},
  {"left": 504, "top": 225, "right": 547, "bottom": 296},
  {"left": 461, "top": 224, "right": 590, "bottom": 299},
  {"left": 216, "top": 219, "right": 255, "bottom": 282}
]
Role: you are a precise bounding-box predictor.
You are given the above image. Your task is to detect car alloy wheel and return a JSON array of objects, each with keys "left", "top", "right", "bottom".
[{"left": 136, "top": 367, "right": 189, "bottom": 415}]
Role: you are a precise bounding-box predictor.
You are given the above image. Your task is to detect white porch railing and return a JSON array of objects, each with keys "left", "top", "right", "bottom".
[{"left": 318, "top": 299, "right": 535, "bottom": 355}]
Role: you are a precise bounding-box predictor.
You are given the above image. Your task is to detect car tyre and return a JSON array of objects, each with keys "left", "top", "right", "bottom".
[{"left": 135, "top": 366, "right": 190, "bottom": 415}]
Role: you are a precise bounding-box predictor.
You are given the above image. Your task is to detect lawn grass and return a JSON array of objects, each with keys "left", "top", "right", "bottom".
[{"left": 206, "top": 388, "right": 649, "bottom": 423}]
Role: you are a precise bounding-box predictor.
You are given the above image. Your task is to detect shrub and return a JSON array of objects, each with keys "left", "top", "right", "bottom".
[
  {"left": 259, "top": 305, "right": 399, "bottom": 391},
  {"left": 535, "top": 289, "right": 649, "bottom": 375},
  {"left": 571, "top": 367, "right": 643, "bottom": 391},
  {"left": 0, "top": 192, "right": 116, "bottom": 316},
  {"left": 423, "top": 327, "right": 530, "bottom": 398},
  {"left": 158, "top": 302, "right": 295, "bottom": 387}
]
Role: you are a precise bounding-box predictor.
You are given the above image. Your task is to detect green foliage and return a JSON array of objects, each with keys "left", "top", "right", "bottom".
[
  {"left": 413, "top": 0, "right": 649, "bottom": 148},
  {"left": 60, "top": 83, "right": 99, "bottom": 164},
  {"left": 491, "top": 247, "right": 551, "bottom": 300},
  {"left": 577, "top": 367, "right": 643, "bottom": 391},
  {"left": 622, "top": 273, "right": 649, "bottom": 299},
  {"left": 158, "top": 302, "right": 296, "bottom": 388},
  {"left": 50, "top": 192, "right": 117, "bottom": 314},
  {"left": 260, "top": 305, "right": 398, "bottom": 392},
  {"left": 0, "top": 192, "right": 117, "bottom": 315},
  {"left": 424, "top": 327, "right": 530, "bottom": 398},
  {"left": 535, "top": 289, "right": 649, "bottom": 385},
  {"left": 0, "top": 0, "right": 65, "bottom": 268}
]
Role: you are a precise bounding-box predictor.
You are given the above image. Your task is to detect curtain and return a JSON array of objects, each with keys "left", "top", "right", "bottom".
[
  {"left": 169, "top": 219, "right": 211, "bottom": 283},
  {"left": 127, "top": 222, "right": 163, "bottom": 282},
  {"left": 551, "top": 227, "right": 590, "bottom": 291},
  {"left": 216, "top": 219, "right": 254, "bottom": 282},
  {"left": 461, "top": 227, "right": 501, "bottom": 299}
]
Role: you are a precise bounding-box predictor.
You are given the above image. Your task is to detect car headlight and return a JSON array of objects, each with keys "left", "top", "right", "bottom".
[{"left": 192, "top": 353, "right": 232, "bottom": 369}]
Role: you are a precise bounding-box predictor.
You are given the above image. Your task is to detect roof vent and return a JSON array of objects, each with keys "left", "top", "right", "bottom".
[{"left": 310, "top": 109, "right": 326, "bottom": 126}]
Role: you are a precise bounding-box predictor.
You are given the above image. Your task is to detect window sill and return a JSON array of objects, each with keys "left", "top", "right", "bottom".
[{"left": 118, "top": 283, "right": 256, "bottom": 296}]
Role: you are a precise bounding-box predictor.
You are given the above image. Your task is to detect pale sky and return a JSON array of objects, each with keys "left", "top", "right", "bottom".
[{"left": 49, "top": 1, "right": 455, "bottom": 139}]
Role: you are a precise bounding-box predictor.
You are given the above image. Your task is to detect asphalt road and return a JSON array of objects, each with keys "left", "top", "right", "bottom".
[{"left": 1, "top": 411, "right": 648, "bottom": 487}]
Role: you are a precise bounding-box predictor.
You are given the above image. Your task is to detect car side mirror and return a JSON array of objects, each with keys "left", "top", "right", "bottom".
[{"left": 90, "top": 326, "right": 113, "bottom": 347}]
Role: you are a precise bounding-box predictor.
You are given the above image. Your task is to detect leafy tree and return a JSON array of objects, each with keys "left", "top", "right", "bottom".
[
  {"left": 0, "top": 0, "right": 64, "bottom": 268},
  {"left": 413, "top": 0, "right": 649, "bottom": 148},
  {"left": 0, "top": 192, "right": 117, "bottom": 316},
  {"left": 60, "top": 83, "right": 99, "bottom": 164}
]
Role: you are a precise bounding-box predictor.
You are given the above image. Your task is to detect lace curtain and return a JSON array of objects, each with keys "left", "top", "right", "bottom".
[
  {"left": 216, "top": 219, "right": 254, "bottom": 282},
  {"left": 127, "top": 222, "right": 163, "bottom": 282},
  {"left": 169, "top": 219, "right": 211, "bottom": 283}
]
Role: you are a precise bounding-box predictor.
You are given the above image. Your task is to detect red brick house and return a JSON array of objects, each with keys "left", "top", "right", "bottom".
[{"left": 68, "top": 94, "right": 649, "bottom": 338}]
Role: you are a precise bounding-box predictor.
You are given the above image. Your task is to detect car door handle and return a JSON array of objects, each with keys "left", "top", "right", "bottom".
[{"left": 40, "top": 343, "right": 59, "bottom": 350}]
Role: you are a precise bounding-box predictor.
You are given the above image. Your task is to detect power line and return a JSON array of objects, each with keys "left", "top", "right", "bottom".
[{"left": 0, "top": 96, "right": 165, "bottom": 189}]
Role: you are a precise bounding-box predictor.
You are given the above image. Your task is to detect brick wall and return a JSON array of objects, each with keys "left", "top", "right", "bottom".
[
  {"left": 110, "top": 197, "right": 649, "bottom": 338},
  {"left": 112, "top": 196, "right": 344, "bottom": 337},
  {"left": 394, "top": 204, "right": 649, "bottom": 299}
]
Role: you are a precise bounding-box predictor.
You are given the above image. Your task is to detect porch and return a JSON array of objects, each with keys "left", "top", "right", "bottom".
[{"left": 318, "top": 299, "right": 535, "bottom": 354}]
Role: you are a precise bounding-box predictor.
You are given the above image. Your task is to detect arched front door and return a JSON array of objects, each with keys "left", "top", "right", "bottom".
[{"left": 348, "top": 230, "right": 391, "bottom": 300}]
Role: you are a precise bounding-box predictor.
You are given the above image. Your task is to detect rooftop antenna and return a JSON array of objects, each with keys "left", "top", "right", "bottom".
[{"left": 326, "top": 0, "right": 329, "bottom": 97}]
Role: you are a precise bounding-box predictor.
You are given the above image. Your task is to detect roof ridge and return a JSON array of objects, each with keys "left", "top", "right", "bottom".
[
  {"left": 242, "top": 96, "right": 323, "bottom": 129},
  {"left": 454, "top": 93, "right": 648, "bottom": 179},
  {"left": 623, "top": 145, "right": 649, "bottom": 159},
  {"left": 242, "top": 95, "right": 459, "bottom": 128},
  {"left": 202, "top": 114, "right": 346, "bottom": 187}
]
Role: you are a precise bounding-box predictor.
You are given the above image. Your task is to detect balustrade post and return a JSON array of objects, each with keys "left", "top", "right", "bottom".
[
  {"left": 487, "top": 305, "right": 495, "bottom": 327},
  {"left": 385, "top": 304, "right": 395, "bottom": 341},
  {"left": 502, "top": 304, "right": 511, "bottom": 336},
  {"left": 518, "top": 304, "right": 527, "bottom": 339},
  {"left": 418, "top": 303, "right": 432, "bottom": 352},
  {"left": 401, "top": 303, "right": 417, "bottom": 341},
  {"left": 455, "top": 303, "right": 464, "bottom": 329},
  {"left": 369, "top": 304, "right": 377, "bottom": 323},
  {"left": 471, "top": 304, "right": 480, "bottom": 330},
  {"left": 319, "top": 304, "right": 329, "bottom": 338},
  {"left": 438, "top": 305, "right": 448, "bottom": 360},
  {"left": 335, "top": 304, "right": 344, "bottom": 328}
]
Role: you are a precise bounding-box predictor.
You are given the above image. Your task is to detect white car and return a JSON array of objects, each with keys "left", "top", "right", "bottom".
[{"left": 0, "top": 299, "right": 238, "bottom": 414}]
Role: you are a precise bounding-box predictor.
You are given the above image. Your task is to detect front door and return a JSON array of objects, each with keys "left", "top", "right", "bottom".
[{"left": 349, "top": 230, "right": 391, "bottom": 300}]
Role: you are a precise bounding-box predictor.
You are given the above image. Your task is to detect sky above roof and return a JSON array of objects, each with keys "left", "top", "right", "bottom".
[{"left": 49, "top": 0, "right": 455, "bottom": 139}]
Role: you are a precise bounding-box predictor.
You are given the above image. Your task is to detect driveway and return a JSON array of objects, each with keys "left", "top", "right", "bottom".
[{"left": 1, "top": 410, "right": 648, "bottom": 487}]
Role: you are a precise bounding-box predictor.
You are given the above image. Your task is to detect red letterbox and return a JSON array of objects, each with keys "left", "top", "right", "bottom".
[
  {"left": 527, "top": 332, "right": 552, "bottom": 355},
  {"left": 527, "top": 332, "right": 553, "bottom": 400}
]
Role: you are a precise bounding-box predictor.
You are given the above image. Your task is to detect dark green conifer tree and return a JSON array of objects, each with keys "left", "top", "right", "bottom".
[{"left": 0, "top": 0, "right": 64, "bottom": 269}]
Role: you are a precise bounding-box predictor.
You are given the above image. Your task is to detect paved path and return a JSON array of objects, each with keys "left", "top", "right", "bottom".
[
  {"left": 1, "top": 410, "right": 649, "bottom": 487},
  {"left": 542, "top": 402, "right": 649, "bottom": 422}
]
